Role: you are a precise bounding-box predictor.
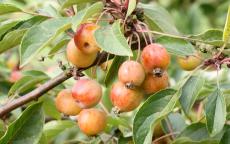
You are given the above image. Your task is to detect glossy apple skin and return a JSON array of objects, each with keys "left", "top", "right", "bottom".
[
  {"left": 55, "top": 89, "right": 81, "bottom": 116},
  {"left": 142, "top": 72, "right": 169, "bottom": 95},
  {"left": 110, "top": 82, "right": 143, "bottom": 112},
  {"left": 72, "top": 79, "right": 102, "bottom": 108},
  {"left": 177, "top": 53, "right": 202, "bottom": 71},
  {"left": 9, "top": 70, "right": 22, "bottom": 83},
  {"left": 118, "top": 60, "right": 145, "bottom": 86},
  {"left": 74, "top": 23, "right": 100, "bottom": 54},
  {"left": 141, "top": 44, "right": 170, "bottom": 73},
  {"left": 66, "top": 39, "right": 97, "bottom": 68},
  {"left": 78, "top": 108, "right": 107, "bottom": 136}
]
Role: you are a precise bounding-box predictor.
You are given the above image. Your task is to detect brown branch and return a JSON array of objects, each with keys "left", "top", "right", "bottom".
[{"left": 0, "top": 72, "right": 72, "bottom": 118}]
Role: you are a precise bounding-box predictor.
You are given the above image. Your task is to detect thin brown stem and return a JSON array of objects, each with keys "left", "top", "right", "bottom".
[
  {"left": 133, "top": 32, "right": 141, "bottom": 62},
  {"left": 96, "top": 9, "right": 110, "bottom": 25},
  {"left": 152, "top": 132, "right": 179, "bottom": 144},
  {"left": 138, "top": 21, "right": 153, "bottom": 43}
]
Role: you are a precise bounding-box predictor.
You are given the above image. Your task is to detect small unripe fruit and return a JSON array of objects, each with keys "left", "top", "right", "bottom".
[
  {"left": 6, "top": 54, "right": 18, "bottom": 70},
  {"left": 141, "top": 44, "right": 170, "bottom": 73},
  {"left": 66, "top": 39, "right": 97, "bottom": 68},
  {"left": 110, "top": 82, "right": 143, "bottom": 112},
  {"left": 72, "top": 79, "right": 102, "bottom": 108},
  {"left": 9, "top": 70, "right": 22, "bottom": 83},
  {"left": 118, "top": 60, "right": 145, "bottom": 86},
  {"left": 55, "top": 89, "right": 81, "bottom": 115},
  {"left": 78, "top": 108, "right": 107, "bottom": 136},
  {"left": 142, "top": 72, "right": 169, "bottom": 95},
  {"left": 74, "top": 23, "right": 100, "bottom": 54},
  {"left": 177, "top": 53, "right": 202, "bottom": 71}
]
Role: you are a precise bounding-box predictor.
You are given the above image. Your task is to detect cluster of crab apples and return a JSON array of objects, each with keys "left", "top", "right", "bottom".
[{"left": 55, "top": 22, "right": 202, "bottom": 136}]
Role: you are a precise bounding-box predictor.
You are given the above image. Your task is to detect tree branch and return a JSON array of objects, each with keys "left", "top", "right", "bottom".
[{"left": 0, "top": 72, "right": 72, "bottom": 118}]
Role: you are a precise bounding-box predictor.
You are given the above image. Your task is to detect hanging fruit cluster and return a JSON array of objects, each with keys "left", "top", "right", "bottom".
[{"left": 55, "top": 0, "right": 208, "bottom": 136}]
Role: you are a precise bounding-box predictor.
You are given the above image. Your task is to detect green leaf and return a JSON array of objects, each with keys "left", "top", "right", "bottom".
[
  {"left": 48, "top": 37, "right": 70, "bottom": 58},
  {"left": 126, "top": 0, "right": 136, "bottom": 18},
  {"left": 172, "top": 137, "right": 219, "bottom": 144},
  {"left": 22, "top": 70, "right": 48, "bottom": 77},
  {"left": 17, "top": 16, "right": 49, "bottom": 29},
  {"left": 179, "top": 75, "right": 205, "bottom": 115},
  {"left": 172, "top": 123, "right": 223, "bottom": 144},
  {"left": 8, "top": 75, "right": 49, "bottom": 96},
  {"left": 61, "top": 0, "right": 98, "bottom": 9},
  {"left": 0, "top": 103, "right": 44, "bottom": 144},
  {"left": 20, "top": 18, "right": 71, "bottom": 67},
  {"left": 0, "top": 3, "right": 22, "bottom": 15},
  {"left": 0, "top": 16, "right": 48, "bottom": 53},
  {"left": 220, "top": 128, "right": 230, "bottom": 144},
  {"left": 104, "top": 56, "right": 126, "bottom": 87},
  {"left": 133, "top": 89, "right": 181, "bottom": 144},
  {"left": 118, "top": 136, "right": 133, "bottom": 144},
  {"left": 95, "top": 20, "right": 133, "bottom": 56},
  {"left": 41, "top": 96, "right": 61, "bottom": 120},
  {"left": 71, "top": 2, "right": 103, "bottom": 29},
  {"left": 139, "top": 3, "right": 179, "bottom": 35},
  {"left": 191, "top": 29, "right": 226, "bottom": 47},
  {"left": 0, "top": 29, "right": 27, "bottom": 54},
  {"left": 156, "top": 36, "right": 196, "bottom": 56},
  {"left": 205, "top": 89, "right": 226, "bottom": 136},
  {"left": 223, "top": 6, "right": 230, "bottom": 43},
  {"left": 43, "top": 120, "right": 75, "bottom": 140},
  {"left": 0, "top": 21, "right": 19, "bottom": 38},
  {"left": 162, "top": 113, "right": 187, "bottom": 134},
  {"left": 38, "top": 133, "right": 48, "bottom": 144}
]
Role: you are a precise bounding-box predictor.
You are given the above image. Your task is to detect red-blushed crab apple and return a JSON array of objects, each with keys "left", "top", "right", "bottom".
[
  {"left": 66, "top": 39, "right": 97, "bottom": 68},
  {"left": 110, "top": 82, "right": 143, "bottom": 112},
  {"left": 55, "top": 89, "right": 82, "bottom": 116},
  {"left": 78, "top": 108, "right": 107, "bottom": 136},
  {"left": 74, "top": 23, "right": 100, "bottom": 54},
  {"left": 142, "top": 71, "right": 169, "bottom": 95},
  {"left": 118, "top": 60, "right": 145, "bottom": 86},
  {"left": 177, "top": 53, "right": 202, "bottom": 71},
  {"left": 72, "top": 79, "right": 102, "bottom": 108},
  {"left": 141, "top": 43, "right": 170, "bottom": 74}
]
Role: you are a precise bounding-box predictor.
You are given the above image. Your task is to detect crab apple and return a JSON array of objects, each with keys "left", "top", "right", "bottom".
[
  {"left": 66, "top": 39, "right": 97, "bottom": 68},
  {"left": 72, "top": 79, "right": 102, "bottom": 108},
  {"left": 6, "top": 54, "right": 18, "bottom": 70},
  {"left": 78, "top": 108, "right": 107, "bottom": 136},
  {"left": 55, "top": 89, "right": 81, "bottom": 116},
  {"left": 142, "top": 72, "right": 169, "bottom": 95},
  {"left": 141, "top": 43, "right": 170, "bottom": 73},
  {"left": 110, "top": 82, "right": 143, "bottom": 112},
  {"left": 74, "top": 23, "right": 100, "bottom": 54},
  {"left": 177, "top": 53, "right": 202, "bottom": 71},
  {"left": 9, "top": 70, "right": 22, "bottom": 83},
  {"left": 118, "top": 60, "right": 145, "bottom": 86}
]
